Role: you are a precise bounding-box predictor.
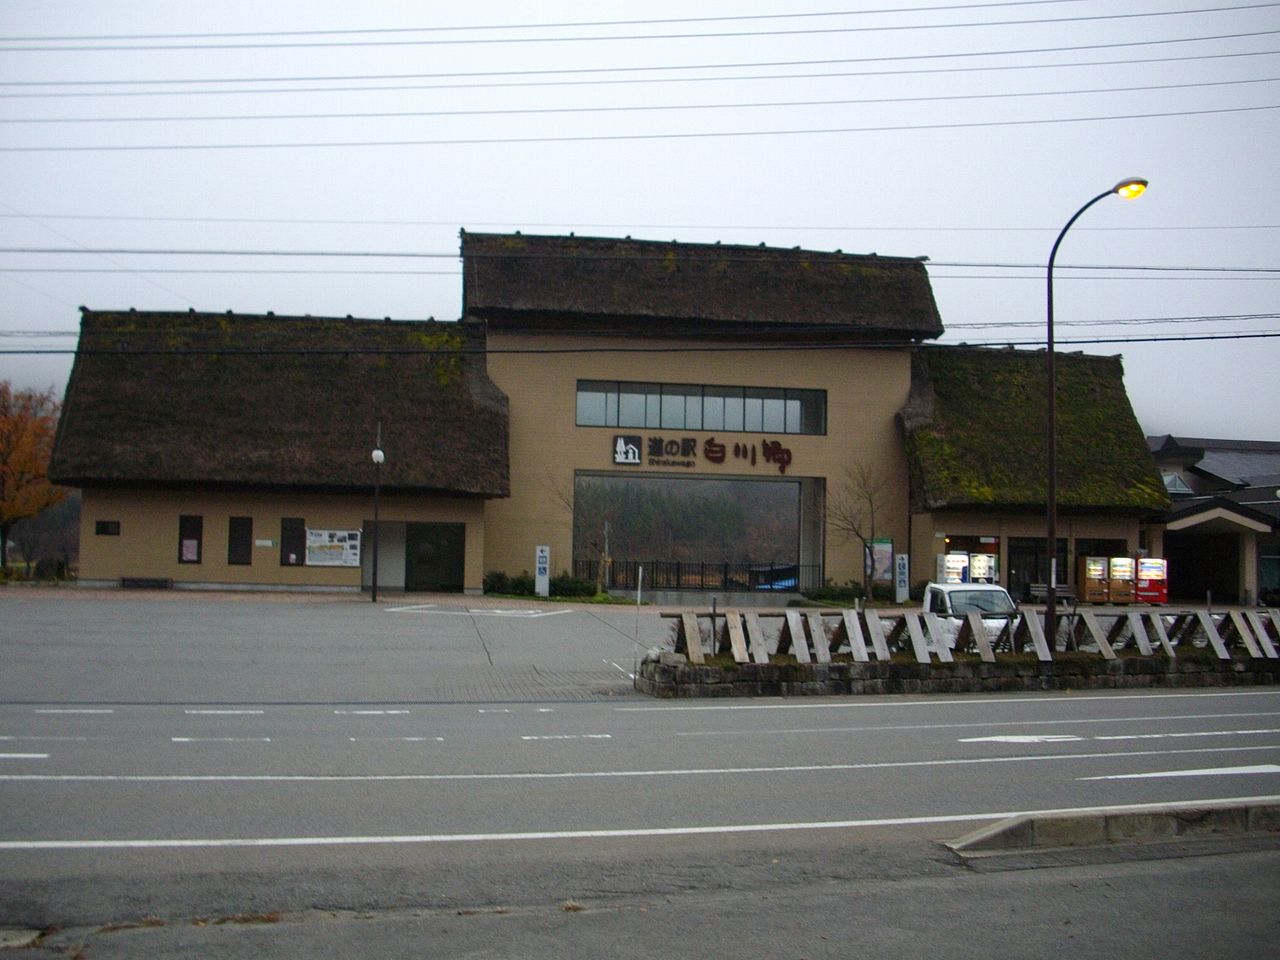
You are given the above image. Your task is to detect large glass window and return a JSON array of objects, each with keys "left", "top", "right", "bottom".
[
  {"left": 576, "top": 381, "right": 616, "bottom": 426},
  {"left": 618, "top": 382, "right": 660, "bottom": 428},
  {"left": 579, "top": 381, "right": 824, "bottom": 435}
]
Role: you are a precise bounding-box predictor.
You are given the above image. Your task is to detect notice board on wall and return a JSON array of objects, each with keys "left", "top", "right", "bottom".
[{"left": 306, "top": 529, "right": 362, "bottom": 567}]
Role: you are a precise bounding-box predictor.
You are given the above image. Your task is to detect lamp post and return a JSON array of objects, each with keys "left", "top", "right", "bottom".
[
  {"left": 1044, "top": 178, "right": 1147, "bottom": 643},
  {"left": 371, "top": 424, "right": 385, "bottom": 603}
]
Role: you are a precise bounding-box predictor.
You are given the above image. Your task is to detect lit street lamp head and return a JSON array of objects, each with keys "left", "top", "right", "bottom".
[
  {"left": 1113, "top": 178, "right": 1148, "bottom": 200},
  {"left": 371, "top": 448, "right": 385, "bottom": 465}
]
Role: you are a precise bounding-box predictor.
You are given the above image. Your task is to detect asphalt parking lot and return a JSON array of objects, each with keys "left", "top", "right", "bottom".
[{"left": 1, "top": 588, "right": 668, "bottom": 704}]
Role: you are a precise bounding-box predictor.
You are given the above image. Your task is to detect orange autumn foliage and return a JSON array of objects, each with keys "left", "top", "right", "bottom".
[{"left": 1, "top": 382, "right": 66, "bottom": 572}]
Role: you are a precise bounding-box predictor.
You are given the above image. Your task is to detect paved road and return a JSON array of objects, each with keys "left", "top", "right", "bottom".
[{"left": 3, "top": 589, "right": 1279, "bottom": 957}]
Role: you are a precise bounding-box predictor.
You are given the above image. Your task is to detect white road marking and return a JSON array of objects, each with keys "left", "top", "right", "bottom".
[
  {"left": 1094, "top": 728, "right": 1280, "bottom": 741},
  {"left": 387, "top": 605, "right": 570, "bottom": 618},
  {"left": 618, "top": 690, "right": 1280, "bottom": 712},
  {"left": 604, "top": 659, "right": 635, "bottom": 679},
  {"left": 520, "top": 734, "right": 612, "bottom": 741},
  {"left": 4, "top": 744, "right": 1277, "bottom": 783},
  {"left": 333, "top": 710, "right": 410, "bottom": 716},
  {"left": 185, "top": 709, "right": 265, "bottom": 715},
  {"left": 961, "top": 728, "right": 1280, "bottom": 745},
  {"left": 33, "top": 709, "right": 113, "bottom": 715},
  {"left": 1, "top": 736, "right": 91, "bottom": 742},
  {"left": 349, "top": 737, "right": 444, "bottom": 742},
  {"left": 677, "top": 712, "right": 1280, "bottom": 738},
  {"left": 477, "top": 709, "right": 512, "bottom": 714},
  {"left": 3, "top": 795, "right": 1277, "bottom": 851},
  {"left": 0, "top": 753, "right": 49, "bottom": 760},
  {"left": 171, "top": 737, "right": 272, "bottom": 743},
  {"left": 1081, "top": 764, "right": 1280, "bottom": 781}
]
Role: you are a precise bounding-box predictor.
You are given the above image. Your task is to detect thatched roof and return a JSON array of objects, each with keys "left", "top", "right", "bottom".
[
  {"left": 900, "top": 346, "right": 1169, "bottom": 514},
  {"left": 461, "top": 231, "right": 943, "bottom": 340},
  {"left": 50, "top": 310, "right": 509, "bottom": 496}
]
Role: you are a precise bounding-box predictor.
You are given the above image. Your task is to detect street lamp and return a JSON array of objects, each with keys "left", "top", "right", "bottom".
[
  {"left": 371, "top": 425, "right": 385, "bottom": 603},
  {"left": 1044, "top": 178, "right": 1147, "bottom": 643}
]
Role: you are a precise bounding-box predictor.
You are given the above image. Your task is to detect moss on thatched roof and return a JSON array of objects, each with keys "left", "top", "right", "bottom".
[
  {"left": 462, "top": 231, "right": 943, "bottom": 340},
  {"left": 900, "top": 346, "right": 1169, "bottom": 513},
  {"left": 50, "top": 310, "right": 509, "bottom": 496}
]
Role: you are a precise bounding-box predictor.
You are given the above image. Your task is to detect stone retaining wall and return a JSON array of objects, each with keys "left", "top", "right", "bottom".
[{"left": 635, "top": 653, "right": 1280, "bottom": 698}]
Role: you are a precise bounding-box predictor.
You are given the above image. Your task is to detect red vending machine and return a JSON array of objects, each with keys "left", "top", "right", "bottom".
[
  {"left": 1108, "top": 556, "right": 1136, "bottom": 604},
  {"left": 1134, "top": 557, "right": 1169, "bottom": 605}
]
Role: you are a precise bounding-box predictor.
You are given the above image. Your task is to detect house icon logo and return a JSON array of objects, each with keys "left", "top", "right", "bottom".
[{"left": 613, "top": 435, "right": 642, "bottom": 465}]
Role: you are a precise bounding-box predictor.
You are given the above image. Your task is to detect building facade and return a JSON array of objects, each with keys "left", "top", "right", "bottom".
[{"left": 52, "top": 231, "right": 1189, "bottom": 600}]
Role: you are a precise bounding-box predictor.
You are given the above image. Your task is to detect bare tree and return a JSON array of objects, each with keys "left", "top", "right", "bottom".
[{"left": 827, "top": 460, "right": 895, "bottom": 594}]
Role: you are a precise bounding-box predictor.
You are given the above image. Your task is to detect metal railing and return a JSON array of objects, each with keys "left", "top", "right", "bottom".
[{"left": 574, "top": 558, "right": 822, "bottom": 593}]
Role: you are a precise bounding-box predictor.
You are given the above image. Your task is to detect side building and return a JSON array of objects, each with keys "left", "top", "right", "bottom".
[
  {"left": 50, "top": 311, "right": 509, "bottom": 592},
  {"left": 901, "top": 346, "right": 1169, "bottom": 601}
]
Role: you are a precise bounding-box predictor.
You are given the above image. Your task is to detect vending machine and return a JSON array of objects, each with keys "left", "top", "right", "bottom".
[
  {"left": 1077, "top": 556, "right": 1110, "bottom": 603},
  {"left": 968, "top": 553, "right": 998, "bottom": 583},
  {"left": 1108, "top": 556, "right": 1136, "bottom": 604},
  {"left": 938, "top": 553, "right": 970, "bottom": 583},
  {"left": 1134, "top": 557, "right": 1169, "bottom": 605}
]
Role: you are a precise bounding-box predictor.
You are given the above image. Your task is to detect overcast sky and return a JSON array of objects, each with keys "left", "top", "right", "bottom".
[{"left": 2, "top": 0, "right": 1277, "bottom": 440}]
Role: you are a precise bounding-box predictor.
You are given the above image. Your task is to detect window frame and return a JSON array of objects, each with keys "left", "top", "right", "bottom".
[
  {"left": 577, "top": 380, "right": 826, "bottom": 436},
  {"left": 280, "top": 517, "right": 306, "bottom": 567},
  {"left": 228, "top": 516, "right": 253, "bottom": 566},
  {"left": 178, "top": 514, "right": 203, "bottom": 564}
]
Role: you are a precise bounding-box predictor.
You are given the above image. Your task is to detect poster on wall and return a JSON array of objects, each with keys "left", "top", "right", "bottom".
[
  {"left": 306, "top": 529, "right": 362, "bottom": 567},
  {"left": 871, "top": 538, "right": 894, "bottom": 582}
]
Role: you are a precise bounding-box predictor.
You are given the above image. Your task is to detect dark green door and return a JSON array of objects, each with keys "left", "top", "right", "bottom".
[{"left": 405, "top": 523, "right": 466, "bottom": 592}]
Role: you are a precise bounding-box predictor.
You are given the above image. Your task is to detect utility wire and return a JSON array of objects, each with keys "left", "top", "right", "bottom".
[
  {"left": 0, "top": 2, "right": 1130, "bottom": 43},
  {"left": 4, "top": 103, "right": 1275, "bottom": 151},
  {"left": 10, "top": 313, "right": 1275, "bottom": 338},
  {"left": 2, "top": 330, "right": 1277, "bottom": 357},
  {"left": 6, "top": 76, "right": 1275, "bottom": 125},
  {"left": 0, "top": 212, "right": 1275, "bottom": 232},
  {"left": 4, "top": 36, "right": 1275, "bottom": 99},
  {"left": 5, "top": 5, "right": 1275, "bottom": 52},
  {"left": 1, "top": 246, "right": 1276, "bottom": 275}
]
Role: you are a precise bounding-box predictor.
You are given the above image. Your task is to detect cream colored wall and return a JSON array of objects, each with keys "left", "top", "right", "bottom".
[
  {"left": 79, "top": 488, "right": 486, "bottom": 590},
  {"left": 918, "top": 512, "right": 1140, "bottom": 588},
  {"left": 482, "top": 332, "right": 913, "bottom": 586}
]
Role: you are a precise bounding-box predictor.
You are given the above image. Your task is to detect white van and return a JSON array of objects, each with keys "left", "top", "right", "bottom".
[{"left": 922, "top": 581, "right": 1017, "bottom": 616}]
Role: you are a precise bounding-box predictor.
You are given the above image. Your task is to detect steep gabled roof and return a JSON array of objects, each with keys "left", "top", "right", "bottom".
[
  {"left": 50, "top": 310, "right": 509, "bottom": 496},
  {"left": 900, "top": 346, "right": 1169, "bottom": 514},
  {"left": 461, "top": 231, "right": 943, "bottom": 340}
]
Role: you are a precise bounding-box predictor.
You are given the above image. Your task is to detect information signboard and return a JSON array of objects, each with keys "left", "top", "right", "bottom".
[{"left": 305, "top": 529, "right": 362, "bottom": 567}]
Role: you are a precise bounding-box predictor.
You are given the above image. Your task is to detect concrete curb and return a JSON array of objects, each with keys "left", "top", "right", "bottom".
[{"left": 947, "top": 798, "right": 1280, "bottom": 855}]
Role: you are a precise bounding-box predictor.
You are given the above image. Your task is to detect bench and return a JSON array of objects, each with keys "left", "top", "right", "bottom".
[{"left": 1027, "top": 583, "right": 1076, "bottom": 606}]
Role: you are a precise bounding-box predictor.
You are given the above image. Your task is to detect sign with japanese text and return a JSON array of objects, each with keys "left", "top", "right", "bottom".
[
  {"left": 535, "top": 545, "right": 551, "bottom": 597},
  {"left": 610, "top": 435, "right": 795, "bottom": 474}
]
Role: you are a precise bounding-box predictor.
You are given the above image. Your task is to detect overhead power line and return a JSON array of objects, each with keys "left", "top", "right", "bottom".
[
  {"left": 1, "top": 213, "right": 1276, "bottom": 233},
  {"left": 2, "top": 103, "right": 1277, "bottom": 151},
  {"left": 1, "top": 246, "right": 1277, "bottom": 275},
  {"left": 10, "top": 314, "right": 1276, "bottom": 339},
  {"left": 4, "top": 4, "right": 1275, "bottom": 52},
  {"left": 2, "top": 330, "right": 1278, "bottom": 358},
  {"left": 4, "top": 35, "right": 1276, "bottom": 99},
  {"left": 6, "top": 77, "right": 1275, "bottom": 125},
  {"left": 0, "top": 2, "right": 1132, "bottom": 43}
]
